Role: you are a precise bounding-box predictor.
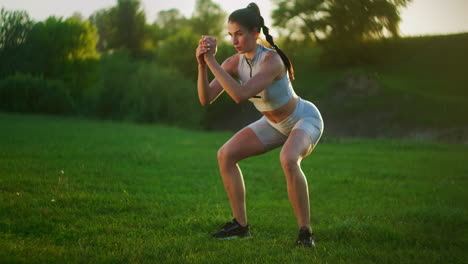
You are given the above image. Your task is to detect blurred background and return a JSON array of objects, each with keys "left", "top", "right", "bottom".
[{"left": 1, "top": 0, "right": 467, "bottom": 142}]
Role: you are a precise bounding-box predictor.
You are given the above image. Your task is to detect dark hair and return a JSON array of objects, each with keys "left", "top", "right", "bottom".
[{"left": 228, "top": 2, "right": 295, "bottom": 80}]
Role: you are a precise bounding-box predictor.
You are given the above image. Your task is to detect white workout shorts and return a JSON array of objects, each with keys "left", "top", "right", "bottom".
[{"left": 247, "top": 98, "right": 324, "bottom": 151}]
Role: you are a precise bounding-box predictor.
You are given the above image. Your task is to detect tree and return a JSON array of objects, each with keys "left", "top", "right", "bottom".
[
  {"left": 0, "top": 8, "right": 33, "bottom": 49},
  {"left": 89, "top": 8, "right": 116, "bottom": 52},
  {"left": 272, "top": 0, "right": 412, "bottom": 65},
  {"left": 25, "top": 16, "right": 99, "bottom": 99},
  {"left": 190, "top": 0, "right": 226, "bottom": 37},
  {"left": 273, "top": 0, "right": 411, "bottom": 43},
  {"left": 0, "top": 8, "right": 34, "bottom": 77},
  {"left": 26, "top": 17, "right": 98, "bottom": 74},
  {"left": 157, "top": 27, "right": 200, "bottom": 80},
  {"left": 114, "top": 0, "right": 146, "bottom": 58},
  {"left": 70, "top": 12, "right": 85, "bottom": 22},
  {"left": 89, "top": 0, "right": 147, "bottom": 58},
  {"left": 154, "top": 8, "right": 188, "bottom": 40}
]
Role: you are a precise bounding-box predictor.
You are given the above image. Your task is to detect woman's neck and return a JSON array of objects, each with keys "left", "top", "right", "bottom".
[{"left": 244, "top": 44, "right": 259, "bottom": 60}]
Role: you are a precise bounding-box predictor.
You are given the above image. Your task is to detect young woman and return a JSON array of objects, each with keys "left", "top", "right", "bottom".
[{"left": 195, "top": 3, "right": 324, "bottom": 247}]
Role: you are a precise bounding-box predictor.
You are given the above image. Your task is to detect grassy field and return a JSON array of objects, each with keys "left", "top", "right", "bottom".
[{"left": 0, "top": 113, "right": 467, "bottom": 263}]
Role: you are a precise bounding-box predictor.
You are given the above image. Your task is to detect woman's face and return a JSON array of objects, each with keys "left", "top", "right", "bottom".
[{"left": 228, "top": 21, "right": 259, "bottom": 54}]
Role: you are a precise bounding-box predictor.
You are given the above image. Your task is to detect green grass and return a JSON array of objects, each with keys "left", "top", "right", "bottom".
[{"left": 1, "top": 113, "right": 467, "bottom": 263}]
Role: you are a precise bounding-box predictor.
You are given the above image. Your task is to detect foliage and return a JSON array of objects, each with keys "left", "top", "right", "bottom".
[
  {"left": 2, "top": 3, "right": 466, "bottom": 141},
  {"left": 0, "top": 74, "right": 74, "bottom": 114},
  {"left": 272, "top": 0, "right": 413, "bottom": 66},
  {"left": 190, "top": 0, "right": 227, "bottom": 38},
  {"left": 88, "top": 0, "right": 149, "bottom": 58},
  {"left": 23, "top": 16, "right": 99, "bottom": 100},
  {"left": 273, "top": 0, "right": 412, "bottom": 42},
  {"left": 283, "top": 33, "right": 468, "bottom": 141},
  {"left": 114, "top": 0, "right": 146, "bottom": 58},
  {"left": 88, "top": 8, "right": 115, "bottom": 52},
  {"left": 87, "top": 52, "right": 201, "bottom": 127},
  {"left": 156, "top": 27, "right": 201, "bottom": 80},
  {"left": 0, "top": 8, "right": 33, "bottom": 48},
  {"left": 152, "top": 0, "right": 227, "bottom": 79},
  {"left": 153, "top": 8, "right": 189, "bottom": 41},
  {"left": 0, "top": 10, "right": 99, "bottom": 101},
  {"left": 0, "top": 8, "right": 33, "bottom": 49},
  {"left": 0, "top": 8, "right": 34, "bottom": 77}
]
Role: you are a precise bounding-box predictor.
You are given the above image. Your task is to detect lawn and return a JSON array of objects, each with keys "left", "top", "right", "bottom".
[{"left": 0, "top": 113, "right": 467, "bottom": 263}]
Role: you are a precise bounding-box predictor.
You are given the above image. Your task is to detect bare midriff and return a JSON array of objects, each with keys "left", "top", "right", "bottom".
[{"left": 261, "top": 96, "right": 298, "bottom": 124}]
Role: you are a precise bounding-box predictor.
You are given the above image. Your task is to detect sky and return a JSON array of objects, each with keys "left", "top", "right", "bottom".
[{"left": 1, "top": 0, "right": 468, "bottom": 36}]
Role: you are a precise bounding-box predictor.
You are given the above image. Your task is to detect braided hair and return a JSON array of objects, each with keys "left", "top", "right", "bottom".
[{"left": 228, "top": 2, "right": 295, "bottom": 80}]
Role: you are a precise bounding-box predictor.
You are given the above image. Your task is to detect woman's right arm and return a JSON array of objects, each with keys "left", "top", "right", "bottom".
[
  {"left": 196, "top": 37, "right": 234, "bottom": 106},
  {"left": 197, "top": 64, "right": 224, "bottom": 106}
]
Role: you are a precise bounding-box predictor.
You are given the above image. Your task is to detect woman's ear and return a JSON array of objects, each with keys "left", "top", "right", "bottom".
[{"left": 254, "top": 27, "right": 261, "bottom": 39}]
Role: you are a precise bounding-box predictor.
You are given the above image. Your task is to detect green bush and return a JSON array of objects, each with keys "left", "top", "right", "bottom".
[
  {"left": 156, "top": 27, "right": 200, "bottom": 81},
  {"left": 86, "top": 52, "right": 202, "bottom": 128},
  {"left": 0, "top": 74, "right": 75, "bottom": 114}
]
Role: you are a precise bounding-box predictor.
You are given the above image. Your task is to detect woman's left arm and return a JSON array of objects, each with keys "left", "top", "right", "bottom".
[{"left": 203, "top": 37, "right": 284, "bottom": 104}]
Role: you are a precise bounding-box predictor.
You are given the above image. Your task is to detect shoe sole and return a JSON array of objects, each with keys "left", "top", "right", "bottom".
[
  {"left": 296, "top": 241, "right": 315, "bottom": 247},
  {"left": 214, "top": 233, "right": 252, "bottom": 241}
]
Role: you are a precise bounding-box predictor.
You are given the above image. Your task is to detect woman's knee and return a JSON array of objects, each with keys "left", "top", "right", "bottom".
[
  {"left": 217, "top": 144, "right": 237, "bottom": 167},
  {"left": 280, "top": 150, "right": 301, "bottom": 173}
]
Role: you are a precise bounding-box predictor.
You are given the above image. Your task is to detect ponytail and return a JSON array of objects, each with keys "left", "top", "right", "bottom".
[
  {"left": 230, "top": 2, "right": 295, "bottom": 80},
  {"left": 261, "top": 24, "right": 295, "bottom": 80}
]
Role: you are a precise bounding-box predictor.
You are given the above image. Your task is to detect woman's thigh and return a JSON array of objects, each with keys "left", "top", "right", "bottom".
[
  {"left": 220, "top": 116, "right": 289, "bottom": 162},
  {"left": 219, "top": 127, "right": 268, "bottom": 163},
  {"left": 280, "top": 129, "right": 314, "bottom": 162}
]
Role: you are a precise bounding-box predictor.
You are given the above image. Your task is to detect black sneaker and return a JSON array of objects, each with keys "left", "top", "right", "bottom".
[
  {"left": 296, "top": 227, "right": 315, "bottom": 247},
  {"left": 211, "top": 218, "right": 252, "bottom": 240}
]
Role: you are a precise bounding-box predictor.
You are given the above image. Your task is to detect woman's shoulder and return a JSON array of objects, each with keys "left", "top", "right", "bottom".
[
  {"left": 221, "top": 53, "right": 241, "bottom": 75},
  {"left": 262, "top": 47, "right": 286, "bottom": 74},
  {"left": 223, "top": 53, "right": 240, "bottom": 66},
  {"left": 263, "top": 48, "right": 282, "bottom": 64}
]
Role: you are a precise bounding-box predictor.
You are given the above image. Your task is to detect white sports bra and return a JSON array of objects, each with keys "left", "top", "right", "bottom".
[{"left": 238, "top": 44, "right": 296, "bottom": 112}]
